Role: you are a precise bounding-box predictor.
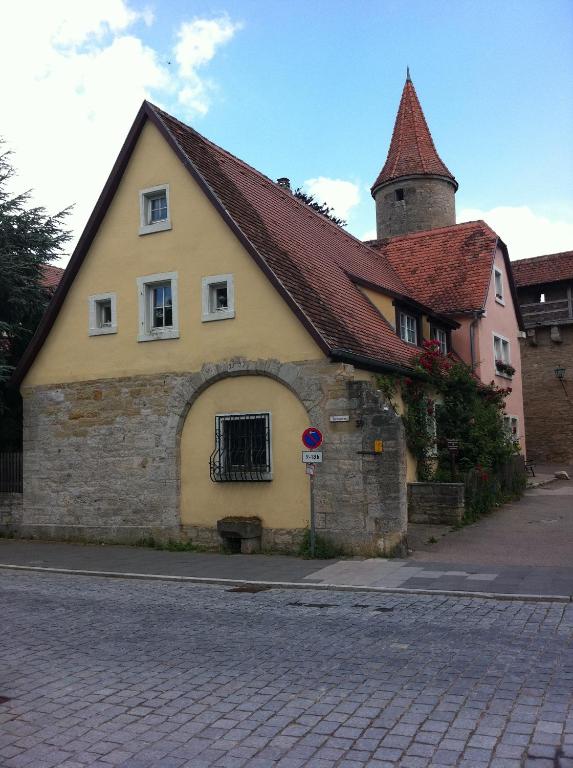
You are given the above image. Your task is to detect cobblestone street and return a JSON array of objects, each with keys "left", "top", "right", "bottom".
[{"left": 1, "top": 572, "right": 572, "bottom": 768}]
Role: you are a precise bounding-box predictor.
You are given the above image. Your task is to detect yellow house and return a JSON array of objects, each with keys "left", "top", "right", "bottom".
[{"left": 13, "top": 101, "right": 458, "bottom": 555}]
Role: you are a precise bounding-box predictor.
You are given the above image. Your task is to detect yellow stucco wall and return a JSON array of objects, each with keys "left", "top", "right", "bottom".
[
  {"left": 24, "top": 120, "right": 323, "bottom": 388},
  {"left": 359, "top": 287, "right": 396, "bottom": 328},
  {"left": 180, "top": 376, "right": 310, "bottom": 529}
]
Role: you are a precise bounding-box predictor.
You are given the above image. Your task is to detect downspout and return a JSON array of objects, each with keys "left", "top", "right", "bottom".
[{"left": 469, "top": 310, "right": 484, "bottom": 372}]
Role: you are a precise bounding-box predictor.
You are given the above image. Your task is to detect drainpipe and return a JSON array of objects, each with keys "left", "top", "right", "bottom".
[{"left": 469, "top": 310, "right": 484, "bottom": 372}]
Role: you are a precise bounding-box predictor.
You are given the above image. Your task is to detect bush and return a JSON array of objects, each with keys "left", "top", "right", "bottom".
[{"left": 298, "top": 529, "right": 345, "bottom": 559}]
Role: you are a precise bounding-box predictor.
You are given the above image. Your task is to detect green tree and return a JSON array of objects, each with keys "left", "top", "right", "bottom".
[
  {"left": 0, "top": 146, "right": 71, "bottom": 448},
  {"left": 293, "top": 188, "right": 347, "bottom": 227}
]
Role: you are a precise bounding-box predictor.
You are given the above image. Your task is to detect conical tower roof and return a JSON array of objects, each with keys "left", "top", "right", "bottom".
[{"left": 372, "top": 73, "right": 457, "bottom": 194}]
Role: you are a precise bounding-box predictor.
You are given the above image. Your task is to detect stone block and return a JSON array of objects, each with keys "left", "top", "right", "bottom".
[{"left": 408, "top": 483, "right": 464, "bottom": 525}]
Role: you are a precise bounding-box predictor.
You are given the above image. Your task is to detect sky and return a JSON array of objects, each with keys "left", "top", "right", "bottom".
[{"left": 1, "top": 0, "right": 572, "bottom": 266}]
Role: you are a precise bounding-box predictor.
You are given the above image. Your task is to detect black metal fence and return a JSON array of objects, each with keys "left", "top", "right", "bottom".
[
  {"left": 0, "top": 453, "right": 23, "bottom": 493},
  {"left": 463, "top": 454, "right": 526, "bottom": 520}
]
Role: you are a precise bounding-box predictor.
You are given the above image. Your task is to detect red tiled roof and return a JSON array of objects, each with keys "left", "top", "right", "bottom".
[
  {"left": 42, "top": 264, "right": 64, "bottom": 290},
  {"left": 151, "top": 104, "right": 427, "bottom": 369},
  {"left": 372, "top": 76, "right": 456, "bottom": 193},
  {"left": 366, "top": 221, "right": 500, "bottom": 314},
  {"left": 511, "top": 251, "right": 573, "bottom": 288}
]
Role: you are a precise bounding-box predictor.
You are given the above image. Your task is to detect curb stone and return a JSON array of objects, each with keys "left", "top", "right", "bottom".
[{"left": 0, "top": 563, "right": 570, "bottom": 603}]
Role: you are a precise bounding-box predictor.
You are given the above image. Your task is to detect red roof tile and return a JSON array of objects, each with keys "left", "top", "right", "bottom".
[
  {"left": 366, "top": 221, "right": 499, "bottom": 314},
  {"left": 151, "top": 104, "right": 426, "bottom": 370},
  {"left": 372, "top": 76, "right": 456, "bottom": 193},
  {"left": 42, "top": 264, "right": 64, "bottom": 290},
  {"left": 512, "top": 251, "right": 573, "bottom": 288}
]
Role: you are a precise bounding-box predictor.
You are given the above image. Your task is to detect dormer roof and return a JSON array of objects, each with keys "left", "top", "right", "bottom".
[{"left": 372, "top": 75, "right": 457, "bottom": 194}]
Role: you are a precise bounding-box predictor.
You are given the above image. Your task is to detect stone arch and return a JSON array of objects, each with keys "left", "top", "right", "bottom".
[
  {"left": 175, "top": 358, "right": 323, "bottom": 546},
  {"left": 174, "top": 357, "right": 323, "bottom": 441}
]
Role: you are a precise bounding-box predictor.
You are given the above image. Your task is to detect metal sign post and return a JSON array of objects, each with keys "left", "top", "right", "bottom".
[{"left": 302, "top": 428, "right": 323, "bottom": 558}]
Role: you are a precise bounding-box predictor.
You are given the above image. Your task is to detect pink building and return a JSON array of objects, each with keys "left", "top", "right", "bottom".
[{"left": 367, "top": 74, "right": 526, "bottom": 453}]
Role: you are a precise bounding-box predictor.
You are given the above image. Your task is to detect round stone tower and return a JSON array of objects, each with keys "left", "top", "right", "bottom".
[{"left": 372, "top": 72, "right": 458, "bottom": 239}]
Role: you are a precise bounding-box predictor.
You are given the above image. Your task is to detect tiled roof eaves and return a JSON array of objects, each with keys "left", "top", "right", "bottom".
[
  {"left": 512, "top": 251, "right": 573, "bottom": 287},
  {"left": 347, "top": 272, "right": 460, "bottom": 329}
]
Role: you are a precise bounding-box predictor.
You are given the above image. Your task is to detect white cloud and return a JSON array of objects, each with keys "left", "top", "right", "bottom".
[
  {"left": 302, "top": 177, "right": 361, "bottom": 221},
  {"left": 459, "top": 205, "right": 573, "bottom": 261},
  {"left": 0, "top": 2, "right": 242, "bottom": 260},
  {"left": 361, "top": 229, "right": 377, "bottom": 242}
]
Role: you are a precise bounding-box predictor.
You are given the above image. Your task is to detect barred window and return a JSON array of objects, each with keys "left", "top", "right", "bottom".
[{"left": 210, "top": 413, "right": 272, "bottom": 482}]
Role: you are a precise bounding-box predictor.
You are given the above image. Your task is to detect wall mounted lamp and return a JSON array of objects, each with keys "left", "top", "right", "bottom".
[{"left": 554, "top": 366, "right": 566, "bottom": 381}]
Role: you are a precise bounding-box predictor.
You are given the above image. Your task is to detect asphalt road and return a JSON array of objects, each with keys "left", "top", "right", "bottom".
[{"left": 1, "top": 572, "right": 572, "bottom": 768}]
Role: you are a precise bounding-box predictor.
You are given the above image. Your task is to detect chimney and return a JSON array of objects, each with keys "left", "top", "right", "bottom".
[{"left": 277, "top": 177, "right": 291, "bottom": 193}]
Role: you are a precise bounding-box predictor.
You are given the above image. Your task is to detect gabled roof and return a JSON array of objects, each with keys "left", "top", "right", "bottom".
[
  {"left": 512, "top": 250, "right": 573, "bottom": 288},
  {"left": 366, "top": 221, "right": 523, "bottom": 328},
  {"left": 42, "top": 264, "right": 64, "bottom": 290},
  {"left": 14, "top": 101, "right": 452, "bottom": 386},
  {"left": 372, "top": 75, "right": 457, "bottom": 193}
]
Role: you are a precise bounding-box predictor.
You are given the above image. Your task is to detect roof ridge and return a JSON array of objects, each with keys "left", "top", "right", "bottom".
[{"left": 370, "top": 220, "right": 493, "bottom": 246}]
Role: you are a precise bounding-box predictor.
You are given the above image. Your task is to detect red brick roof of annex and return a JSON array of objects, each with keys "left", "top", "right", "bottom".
[
  {"left": 365, "top": 221, "right": 504, "bottom": 315},
  {"left": 371, "top": 75, "right": 457, "bottom": 193},
  {"left": 42, "top": 264, "right": 64, "bottom": 290},
  {"left": 511, "top": 251, "right": 573, "bottom": 288}
]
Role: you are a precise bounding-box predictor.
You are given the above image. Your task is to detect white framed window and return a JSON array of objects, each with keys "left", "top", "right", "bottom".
[
  {"left": 503, "top": 415, "right": 519, "bottom": 439},
  {"left": 202, "top": 274, "right": 235, "bottom": 322},
  {"left": 139, "top": 184, "right": 171, "bottom": 235},
  {"left": 493, "top": 333, "right": 514, "bottom": 377},
  {"left": 399, "top": 311, "right": 418, "bottom": 345},
  {"left": 137, "top": 272, "right": 179, "bottom": 342},
  {"left": 494, "top": 267, "right": 504, "bottom": 304},
  {"left": 210, "top": 412, "right": 272, "bottom": 482},
  {"left": 431, "top": 326, "right": 448, "bottom": 355},
  {"left": 88, "top": 292, "right": 117, "bottom": 336}
]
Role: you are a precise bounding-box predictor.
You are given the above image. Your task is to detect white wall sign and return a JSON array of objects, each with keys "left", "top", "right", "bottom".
[{"left": 302, "top": 451, "right": 323, "bottom": 463}]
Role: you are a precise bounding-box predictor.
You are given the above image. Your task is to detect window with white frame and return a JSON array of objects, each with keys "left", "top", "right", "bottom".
[
  {"left": 139, "top": 184, "right": 171, "bottom": 235},
  {"left": 202, "top": 274, "right": 235, "bottom": 322},
  {"left": 494, "top": 267, "right": 504, "bottom": 303},
  {"left": 493, "top": 333, "right": 513, "bottom": 376},
  {"left": 137, "top": 272, "right": 179, "bottom": 342},
  {"left": 503, "top": 415, "right": 519, "bottom": 440},
  {"left": 399, "top": 311, "right": 418, "bottom": 345},
  {"left": 209, "top": 412, "right": 272, "bottom": 482},
  {"left": 88, "top": 292, "right": 117, "bottom": 336},
  {"left": 431, "top": 325, "right": 448, "bottom": 354}
]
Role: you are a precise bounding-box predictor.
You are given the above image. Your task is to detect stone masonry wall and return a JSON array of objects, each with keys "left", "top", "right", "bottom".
[
  {"left": 519, "top": 325, "right": 573, "bottom": 463},
  {"left": 0, "top": 493, "right": 23, "bottom": 534},
  {"left": 21, "top": 358, "right": 408, "bottom": 554},
  {"left": 408, "top": 483, "right": 464, "bottom": 526},
  {"left": 374, "top": 177, "right": 456, "bottom": 239}
]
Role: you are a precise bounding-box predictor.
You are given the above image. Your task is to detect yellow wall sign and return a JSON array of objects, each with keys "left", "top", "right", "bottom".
[{"left": 374, "top": 440, "right": 384, "bottom": 453}]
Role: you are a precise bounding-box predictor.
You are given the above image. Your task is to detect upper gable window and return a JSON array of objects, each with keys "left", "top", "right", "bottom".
[
  {"left": 137, "top": 272, "right": 179, "bottom": 342},
  {"left": 494, "top": 267, "right": 504, "bottom": 304},
  {"left": 139, "top": 184, "right": 171, "bottom": 235},
  {"left": 202, "top": 274, "right": 235, "bottom": 322},
  {"left": 88, "top": 292, "right": 117, "bottom": 336}
]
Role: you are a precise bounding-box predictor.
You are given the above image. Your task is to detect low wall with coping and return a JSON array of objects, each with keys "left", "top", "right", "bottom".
[{"left": 408, "top": 482, "right": 464, "bottom": 525}]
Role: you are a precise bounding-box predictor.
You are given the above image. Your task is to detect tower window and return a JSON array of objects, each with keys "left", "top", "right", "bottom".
[{"left": 395, "top": 188, "right": 405, "bottom": 202}]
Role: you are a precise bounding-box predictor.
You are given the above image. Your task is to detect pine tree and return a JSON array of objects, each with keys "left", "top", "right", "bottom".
[
  {"left": 293, "top": 188, "right": 347, "bottom": 227},
  {"left": 0, "top": 145, "right": 71, "bottom": 447}
]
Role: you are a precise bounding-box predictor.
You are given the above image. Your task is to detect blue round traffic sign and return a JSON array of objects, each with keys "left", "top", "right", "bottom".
[{"left": 302, "top": 427, "right": 323, "bottom": 449}]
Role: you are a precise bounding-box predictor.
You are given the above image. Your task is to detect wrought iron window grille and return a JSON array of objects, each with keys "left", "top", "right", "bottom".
[{"left": 210, "top": 413, "right": 272, "bottom": 482}]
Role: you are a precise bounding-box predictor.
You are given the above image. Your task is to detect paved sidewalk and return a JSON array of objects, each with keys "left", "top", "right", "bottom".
[{"left": 1, "top": 536, "right": 572, "bottom": 600}]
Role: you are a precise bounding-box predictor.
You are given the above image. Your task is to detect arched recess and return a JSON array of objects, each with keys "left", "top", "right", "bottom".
[{"left": 179, "top": 371, "right": 313, "bottom": 532}]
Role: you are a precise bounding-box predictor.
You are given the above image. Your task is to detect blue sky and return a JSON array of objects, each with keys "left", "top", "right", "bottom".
[{"left": 2, "top": 0, "right": 572, "bottom": 261}]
